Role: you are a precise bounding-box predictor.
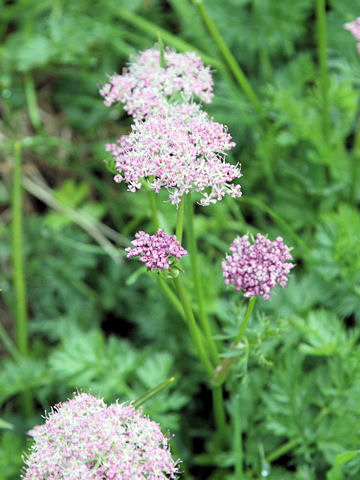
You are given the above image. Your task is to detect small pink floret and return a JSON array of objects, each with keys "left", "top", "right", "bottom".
[
  {"left": 22, "top": 392, "right": 179, "bottom": 480},
  {"left": 222, "top": 234, "right": 294, "bottom": 300},
  {"left": 126, "top": 229, "right": 187, "bottom": 271}
]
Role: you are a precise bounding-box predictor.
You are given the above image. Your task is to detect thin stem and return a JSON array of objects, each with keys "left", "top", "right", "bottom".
[
  {"left": 12, "top": 142, "right": 29, "bottom": 357},
  {"left": 133, "top": 376, "right": 175, "bottom": 407},
  {"left": 24, "top": 73, "right": 42, "bottom": 132},
  {"left": 186, "top": 194, "right": 219, "bottom": 364},
  {"left": 213, "top": 297, "right": 256, "bottom": 386},
  {"left": 316, "top": 0, "right": 330, "bottom": 141},
  {"left": 157, "top": 278, "right": 185, "bottom": 320},
  {"left": 266, "top": 438, "right": 299, "bottom": 463},
  {"left": 147, "top": 189, "right": 160, "bottom": 231},
  {"left": 175, "top": 196, "right": 185, "bottom": 243},
  {"left": 233, "top": 394, "right": 243, "bottom": 478},
  {"left": 192, "top": 0, "right": 262, "bottom": 115},
  {"left": 11, "top": 141, "right": 33, "bottom": 417},
  {"left": 234, "top": 297, "right": 256, "bottom": 345},
  {"left": 212, "top": 385, "right": 227, "bottom": 439},
  {"left": 174, "top": 276, "right": 213, "bottom": 377},
  {"left": 350, "top": 112, "right": 360, "bottom": 205}
]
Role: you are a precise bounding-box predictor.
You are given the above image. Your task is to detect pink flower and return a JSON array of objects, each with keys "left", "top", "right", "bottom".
[
  {"left": 107, "top": 103, "right": 241, "bottom": 206},
  {"left": 126, "top": 229, "right": 187, "bottom": 271},
  {"left": 100, "top": 45, "right": 213, "bottom": 119},
  {"left": 22, "top": 393, "right": 179, "bottom": 480},
  {"left": 345, "top": 18, "right": 360, "bottom": 53},
  {"left": 222, "top": 234, "right": 294, "bottom": 300}
]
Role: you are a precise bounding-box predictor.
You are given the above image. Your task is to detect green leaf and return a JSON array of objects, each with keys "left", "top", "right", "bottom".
[
  {"left": 54, "top": 180, "right": 90, "bottom": 208},
  {"left": 0, "top": 419, "right": 13, "bottom": 430},
  {"left": 334, "top": 450, "right": 359, "bottom": 466}
]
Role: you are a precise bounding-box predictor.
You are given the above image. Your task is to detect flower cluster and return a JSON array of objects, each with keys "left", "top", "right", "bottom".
[
  {"left": 107, "top": 103, "right": 241, "bottom": 206},
  {"left": 126, "top": 229, "right": 187, "bottom": 270},
  {"left": 100, "top": 46, "right": 213, "bottom": 118},
  {"left": 101, "top": 44, "right": 241, "bottom": 206},
  {"left": 222, "top": 234, "right": 294, "bottom": 300},
  {"left": 345, "top": 18, "right": 360, "bottom": 53},
  {"left": 22, "top": 392, "right": 179, "bottom": 480}
]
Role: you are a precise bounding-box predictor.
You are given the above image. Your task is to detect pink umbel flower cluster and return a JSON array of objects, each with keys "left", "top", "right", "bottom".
[
  {"left": 22, "top": 393, "right": 179, "bottom": 480},
  {"left": 126, "top": 229, "right": 187, "bottom": 270},
  {"left": 100, "top": 46, "right": 213, "bottom": 118},
  {"left": 101, "top": 44, "right": 241, "bottom": 206},
  {"left": 222, "top": 234, "right": 294, "bottom": 300},
  {"left": 345, "top": 18, "right": 360, "bottom": 53},
  {"left": 107, "top": 103, "right": 241, "bottom": 206}
]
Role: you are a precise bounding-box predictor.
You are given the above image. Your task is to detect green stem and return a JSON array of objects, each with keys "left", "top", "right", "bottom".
[
  {"left": 350, "top": 113, "right": 360, "bottom": 205},
  {"left": 234, "top": 296, "right": 256, "bottom": 345},
  {"left": 316, "top": 0, "right": 330, "bottom": 141},
  {"left": 212, "top": 385, "right": 227, "bottom": 440},
  {"left": 233, "top": 394, "right": 244, "bottom": 478},
  {"left": 174, "top": 277, "right": 213, "bottom": 377},
  {"left": 147, "top": 189, "right": 160, "bottom": 231},
  {"left": 175, "top": 196, "right": 185, "bottom": 243},
  {"left": 266, "top": 438, "right": 300, "bottom": 463},
  {"left": 24, "top": 73, "right": 42, "bottom": 132},
  {"left": 157, "top": 278, "right": 185, "bottom": 320},
  {"left": 133, "top": 376, "right": 175, "bottom": 407},
  {"left": 213, "top": 297, "right": 256, "bottom": 386},
  {"left": 12, "top": 142, "right": 29, "bottom": 356},
  {"left": 186, "top": 194, "right": 219, "bottom": 364},
  {"left": 11, "top": 141, "right": 33, "bottom": 417},
  {"left": 192, "top": 0, "right": 262, "bottom": 115}
]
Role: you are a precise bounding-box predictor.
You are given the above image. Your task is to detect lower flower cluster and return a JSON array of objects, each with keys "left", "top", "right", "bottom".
[{"left": 22, "top": 393, "right": 179, "bottom": 480}]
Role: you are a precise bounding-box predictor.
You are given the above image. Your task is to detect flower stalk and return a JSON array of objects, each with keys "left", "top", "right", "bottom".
[
  {"left": 185, "top": 194, "right": 219, "bottom": 364},
  {"left": 213, "top": 297, "right": 256, "bottom": 386},
  {"left": 11, "top": 141, "right": 33, "bottom": 417}
]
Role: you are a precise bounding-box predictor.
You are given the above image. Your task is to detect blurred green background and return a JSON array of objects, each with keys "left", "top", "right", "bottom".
[{"left": 1, "top": 0, "right": 360, "bottom": 478}]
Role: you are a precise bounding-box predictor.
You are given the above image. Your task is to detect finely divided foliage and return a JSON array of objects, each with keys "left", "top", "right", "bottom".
[{"left": 22, "top": 393, "right": 179, "bottom": 480}]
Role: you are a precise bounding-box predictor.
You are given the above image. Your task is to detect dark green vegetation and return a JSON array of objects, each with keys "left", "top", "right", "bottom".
[{"left": 1, "top": 0, "right": 360, "bottom": 478}]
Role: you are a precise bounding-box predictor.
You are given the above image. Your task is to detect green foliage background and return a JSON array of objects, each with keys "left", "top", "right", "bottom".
[{"left": 1, "top": 0, "right": 360, "bottom": 478}]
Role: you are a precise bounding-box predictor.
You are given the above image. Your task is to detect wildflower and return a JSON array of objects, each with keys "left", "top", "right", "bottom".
[
  {"left": 344, "top": 18, "right": 360, "bottom": 53},
  {"left": 100, "top": 45, "right": 213, "bottom": 118},
  {"left": 22, "top": 392, "right": 179, "bottom": 480},
  {"left": 222, "top": 234, "right": 294, "bottom": 300},
  {"left": 126, "top": 229, "right": 187, "bottom": 271},
  {"left": 107, "top": 103, "right": 242, "bottom": 206}
]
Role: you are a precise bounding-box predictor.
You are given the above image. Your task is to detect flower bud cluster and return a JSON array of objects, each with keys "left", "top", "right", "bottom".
[
  {"left": 22, "top": 393, "right": 179, "bottom": 480},
  {"left": 222, "top": 234, "right": 294, "bottom": 300},
  {"left": 126, "top": 229, "right": 187, "bottom": 271}
]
